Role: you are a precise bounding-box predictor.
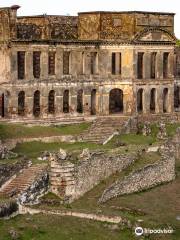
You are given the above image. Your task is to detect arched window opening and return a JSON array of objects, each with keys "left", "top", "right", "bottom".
[
  {"left": 48, "top": 90, "right": 55, "bottom": 114},
  {"left": 137, "top": 89, "right": 143, "bottom": 113},
  {"left": 150, "top": 88, "right": 156, "bottom": 113},
  {"left": 91, "top": 89, "right": 96, "bottom": 115},
  {"left": 33, "top": 90, "right": 40, "bottom": 117},
  {"left": 18, "top": 91, "right": 25, "bottom": 116},
  {"left": 77, "top": 89, "right": 83, "bottom": 113},
  {"left": 63, "top": 90, "right": 69, "bottom": 113},
  {"left": 109, "top": 88, "right": 123, "bottom": 114}
]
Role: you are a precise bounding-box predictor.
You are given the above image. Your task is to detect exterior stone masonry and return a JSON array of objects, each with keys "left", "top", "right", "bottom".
[{"left": 0, "top": 6, "right": 180, "bottom": 120}]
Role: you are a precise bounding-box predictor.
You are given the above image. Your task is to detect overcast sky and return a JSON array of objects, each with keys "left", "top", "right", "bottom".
[{"left": 1, "top": 0, "right": 180, "bottom": 38}]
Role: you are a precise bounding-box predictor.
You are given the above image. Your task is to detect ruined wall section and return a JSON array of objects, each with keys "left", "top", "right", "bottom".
[
  {"left": 99, "top": 142, "right": 176, "bottom": 203},
  {"left": 134, "top": 13, "right": 174, "bottom": 37},
  {"left": 78, "top": 12, "right": 175, "bottom": 41},
  {"left": 49, "top": 151, "right": 138, "bottom": 202},
  {"left": 17, "top": 15, "right": 78, "bottom": 40}
]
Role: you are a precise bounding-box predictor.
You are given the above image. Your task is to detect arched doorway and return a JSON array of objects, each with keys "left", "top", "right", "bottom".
[
  {"left": 18, "top": 91, "right": 25, "bottom": 116},
  {"left": 91, "top": 89, "right": 96, "bottom": 115},
  {"left": 48, "top": 90, "right": 55, "bottom": 114},
  {"left": 150, "top": 88, "right": 156, "bottom": 113},
  {"left": 63, "top": 90, "right": 69, "bottom": 113},
  {"left": 109, "top": 88, "right": 123, "bottom": 114},
  {"left": 174, "top": 86, "right": 180, "bottom": 110},
  {"left": 33, "top": 90, "right": 40, "bottom": 117},
  {"left": 77, "top": 89, "right": 83, "bottom": 113},
  {"left": 0, "top": 91, "right": 10, "bottom": 118},
  {"left": 163, "top": 88, "right": 168, "bottom": 113},
  {"left": 137, "top": 88, "right": 143, "bottom": 113}
]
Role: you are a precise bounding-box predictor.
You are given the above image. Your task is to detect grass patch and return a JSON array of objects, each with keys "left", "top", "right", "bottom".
[
  {"left": 166, "top": 123, "right": 180, "bottom": 137},
  {"left": 0, "top": 122, "right": 91, "bottom": 140},
  {"left": 109, "top": 133, "right": 157, "bottom": 146},
  {"left": 0, "top": 214, "right": 136, "bottom": 240}
]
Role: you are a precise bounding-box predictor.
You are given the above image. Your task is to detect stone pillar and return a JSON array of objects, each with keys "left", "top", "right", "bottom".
[
  {"left": 156, "top": 52, "right": 163, "bottom": 79},
  {"left": 143, "top": 52, "right": 151, "bottom": 79},
  {"left": 70, "top": 89, "right": 77, "bottom": 115},
  {"left": 41, "top": 91, "right": 48, "bottom": 118},
  {"left": 55, "top": 47, "right": 63, "bottom": 79},
  {"left": 25, "top": 51, "right": 33, "bottom": 80},
  {"left": 168, "top": 52, "right": 174, "bottom": 79},
  {"left": 143, "top": 88, "right": 150, "bottom": 114},
  {"left": 10, "top": 50, "right": 18, "bottom": 81},
  {"left": 26, "top": 95, "right": 33, "bottom": 118},
  {"left": 41, "top": 50, "right": 48, "bottom": 80},
  {"left": 98, "top": 50, "right": 109, "bottom": 76}
]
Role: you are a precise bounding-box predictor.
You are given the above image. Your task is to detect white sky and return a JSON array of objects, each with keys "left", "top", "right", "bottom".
[{"left": 1, "top": 0, "right": 180, "bottom": 38}]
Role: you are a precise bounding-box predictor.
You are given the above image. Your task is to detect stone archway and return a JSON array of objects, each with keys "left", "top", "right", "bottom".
[
  {"left": 137, "top": 88, "right": 143, "bottom": 113},
  {"left": 48, "top": 90, "right": 55, "bottom": 114},
  {"left": 163, "top": 88, "right": 168, "bottom": 113},
  {"left": 0, "top": 91, "right": 10, "bottom": 118},
  {"left": 18, "top": 91, "right": 25, "bottom": 116},
  {"left": 33, "top": 90, "right": 40, "bottom": 117},
  {"left": 77, "top": 89, "right": 83, "bottom": 114},
  {"left": 150, "top": 88, "right": 156, "bottom": 113},
  {"left": 91, "top": 89, "right": 96, "bottom": 115},
  {"left": 109, "top": 88, "right": 123, "bottom": 114},
  {"left": 63, "top": 90, "right": 69, "bottom": 113},
  {"left": 174, "top": 86, "right": 180, "bottom": 110}
]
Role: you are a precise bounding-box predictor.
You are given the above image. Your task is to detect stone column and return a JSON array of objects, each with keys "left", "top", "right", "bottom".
[
  {"left": 156, "top": 51, "right": 163, "bottom": 79},
  {"left": 55, "top": 47, "right": 63, "bottom": 79},
  {"left": 25, "top": 51, "right": 33, "bottom": 80},
  {"left": 41, "top": 50, "right": 48, "bottom": 80},
  {"left": 98, "top": 50, "right": 109, "bottom": 76},
  {"left": 143, "top": 52, "right": 151, "bottom": 79},
  {"left": 168, "top": 52, "right": 174, "bottom": 79},
  {"left": 143, "top": 88, "right": 150, "bottom": 114},
  {"left": 10, "top": 50, "right": 18, "bottom": 81}
]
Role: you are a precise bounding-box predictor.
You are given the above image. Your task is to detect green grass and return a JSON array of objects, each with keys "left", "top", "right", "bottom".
[
  {"left": 166, "top": 123, "right": 180, "bottom": 137},
  {"left": 0, "top": 214, "right": 138, "bottom": 240},
  {"left": 0, "top": 122, "right": 91, "bottom": 140}
]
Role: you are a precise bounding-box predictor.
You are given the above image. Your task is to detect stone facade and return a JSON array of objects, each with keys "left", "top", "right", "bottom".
[{"left": 0, "top": 6, "right": 179, "bottom": 119}]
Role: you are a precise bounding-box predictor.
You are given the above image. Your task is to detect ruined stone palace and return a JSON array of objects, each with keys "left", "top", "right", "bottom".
[{"left": 0, "top": 5, "right": 180, "bottom": 119}]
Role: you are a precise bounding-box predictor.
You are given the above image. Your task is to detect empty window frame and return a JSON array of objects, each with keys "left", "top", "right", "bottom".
[
  {"left": 63, "top": 51, "right": 70, "bottom": 75},
  {"left": 151, "top": 52, "right": 157, "bottom": 79},
  {"left": 137, "top": 52, "right": 144, "bottom": 79},
  {"left": 33, "top": 51, "right": 41, "bottom": 78},
  {"left": 163, "top": 52, "right": 169, "bottom": 79},
  {"left": 111, "top": 52, "right": 121, "bottom": 75},
  {"left": 17, "top": 51, "right": 25, "bottom": 79},
  {"left": 48, "top": 52, "right": 56, "bottom": 75}
]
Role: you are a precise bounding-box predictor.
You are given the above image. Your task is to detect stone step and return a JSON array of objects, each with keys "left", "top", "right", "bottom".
[{"left": 0, "top": 164, "right": 47, "bottom": 197}]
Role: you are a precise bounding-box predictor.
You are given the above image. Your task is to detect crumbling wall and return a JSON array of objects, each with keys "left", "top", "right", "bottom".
[
  {"left": 99, "top": 143, "right": 176, "bottom": 203},
  {"left": 18, "top": 170, "right": 49, "bottom": 205},
  {"left": 49, "top": 150, "right": 139, "bottom": 202}
]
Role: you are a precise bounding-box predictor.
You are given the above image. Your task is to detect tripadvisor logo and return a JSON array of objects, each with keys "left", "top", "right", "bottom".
[
  {"left": 135, "top": 227, "right": 144, "bottom": 236},
  {"left": 135, "top": 227, "right": 174, "bottom": 236}
]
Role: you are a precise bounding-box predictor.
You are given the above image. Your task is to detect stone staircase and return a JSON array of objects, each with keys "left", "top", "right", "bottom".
[
  {"left": 0, "top": 164, "right": 47, "bottom": 198},
  {"left": 79, "top": 116, "right": 129, "bottom": 144}
]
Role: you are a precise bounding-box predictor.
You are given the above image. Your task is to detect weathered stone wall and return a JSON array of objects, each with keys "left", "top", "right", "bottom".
[
  {"left": 99, "top": 144, "right": 176, "bottom": 203},
  {"left": 78, "top": 12, "right": 174, "bottom": 41},
  {"left": 49, "top": 150, "right": 139, "bottom": 202},
  {"left": 18, "top": 170, "right": 49, "bottom": 205}
]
